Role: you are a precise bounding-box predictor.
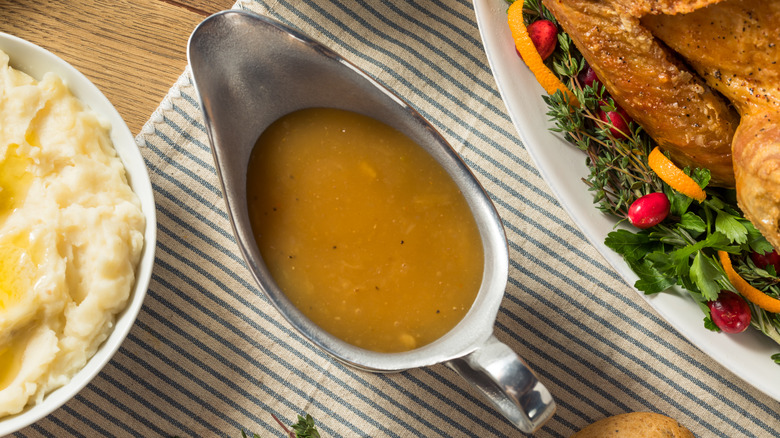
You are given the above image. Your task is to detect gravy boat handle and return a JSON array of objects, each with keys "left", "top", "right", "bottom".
[{"left": 446, "top": 334, "right": 555, "bottom": 433}]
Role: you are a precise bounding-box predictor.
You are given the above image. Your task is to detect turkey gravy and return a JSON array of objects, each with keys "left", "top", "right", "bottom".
[{"left": 247, "top": 108, "right": 484, "bottom": 352}]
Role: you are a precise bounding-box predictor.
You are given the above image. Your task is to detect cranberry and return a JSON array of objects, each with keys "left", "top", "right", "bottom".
[
  {"left": 598, "top": 104, "right": 633, "bottom": 139},
  {"left": 708, "top": 290, "right": 751, "bottom": 334},
  {"left": 627, "top": 192, "right": 670, "bottom": 229},
  {"left": 750, "top": 249, "right": 780, "bottom": 274},
  {"left": 526, "top": 19, "right": 558, "bottom": 61},
  {"left": 578, "top": 64, "right": 601, "bottom": 88}
]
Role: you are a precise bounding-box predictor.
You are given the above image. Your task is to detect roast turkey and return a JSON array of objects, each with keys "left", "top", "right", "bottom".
[
  {"left": 643, "top": 0, "right": 780, "bottom": 249},
  {"left": 542, "top": 0, "right": 780, "bottom": 248}
]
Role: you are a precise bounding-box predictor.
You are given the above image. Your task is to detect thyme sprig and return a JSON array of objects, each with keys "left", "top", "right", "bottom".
[
  {"left": 542, "top": 41, "right": 660, "bottom": 219},
  {"left": 518, "top": 0, "right": 557, "bottom": 24}
]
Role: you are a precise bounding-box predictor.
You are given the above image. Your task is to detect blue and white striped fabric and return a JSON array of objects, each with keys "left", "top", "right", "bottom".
[{"left": 16, "top": 0, "right": 780, "bottom": 436}]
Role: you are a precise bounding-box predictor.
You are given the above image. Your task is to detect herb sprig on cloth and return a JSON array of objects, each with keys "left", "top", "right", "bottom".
[
  {"left": 173, "top": 413, "right": 320, "bottom": 438},
  {"left": 244, "top": 414, "right": 320, "bottom": 438}
]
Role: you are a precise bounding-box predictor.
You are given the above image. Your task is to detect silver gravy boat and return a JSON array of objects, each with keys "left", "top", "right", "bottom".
[{"left": 188, "top": 10, "right": 555, "bottom": 433}]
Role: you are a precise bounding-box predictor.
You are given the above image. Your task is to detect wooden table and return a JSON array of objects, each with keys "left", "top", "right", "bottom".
[{"left": 0, "top": 0, "right": 235, "bottom": 134}]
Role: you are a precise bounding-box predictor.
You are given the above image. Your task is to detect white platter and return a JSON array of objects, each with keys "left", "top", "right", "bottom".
[
  {"left": 472, "top": 0, "right": 780, "bottom": 402},
  {"left": 0, "top": 33, "right": 157, "bottom": 435}
]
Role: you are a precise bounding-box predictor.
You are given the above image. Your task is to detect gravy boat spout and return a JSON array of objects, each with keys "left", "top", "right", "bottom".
[{"left": 188, "top": 10, "right": 555, "bottom": 433}]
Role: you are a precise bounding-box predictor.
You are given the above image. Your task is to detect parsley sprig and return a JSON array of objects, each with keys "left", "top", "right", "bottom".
[
  {"left": 173, "top": 413, "right": 321, "bottom": 438},
  {"left": 516, "top": 0, "right": 780, "bottom": 348},
  {"left": 242, "top": 414, "right": 320, "bottom": 438}
]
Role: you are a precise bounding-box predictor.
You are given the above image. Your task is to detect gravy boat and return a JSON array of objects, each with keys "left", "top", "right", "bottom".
[{"left": 188, "top": 10, "right": 555, "bottom": 433}]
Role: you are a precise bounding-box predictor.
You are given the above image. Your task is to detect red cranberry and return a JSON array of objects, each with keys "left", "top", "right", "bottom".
[
  {"left": 627, "top": 192, "right": 670, "bottom": 229},
  {"left": 708, "top": 290, "right": 751, "bottom": 334},
  {"left": 750, "top": 249, "right": 780, "bottom": 274},
  {"left": 525, "top": 19, "right": 558, "bottom": 61},
  {"left": 578, "top": 64, "right": 601, "bottom": 88},
  {"left": 598, "top": 104, "right": 633, "bottom": 139}
]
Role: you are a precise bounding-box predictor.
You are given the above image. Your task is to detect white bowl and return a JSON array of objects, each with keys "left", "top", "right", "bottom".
[{"left": 0, "top": 33, "right": 157, "bottom": 435}]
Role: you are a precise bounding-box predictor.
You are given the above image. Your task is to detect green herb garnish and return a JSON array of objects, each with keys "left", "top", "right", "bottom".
[{"left": 519, "top": 0, "right": 780, "bottom": 348}]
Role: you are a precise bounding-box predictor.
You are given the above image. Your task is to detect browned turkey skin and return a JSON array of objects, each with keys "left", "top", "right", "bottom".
[
  {"left": 542, "top": 0, "right": 739, "bottom": 187},
  {"left": 542, "top": 0, "right": 780, "bottom": 248},
  {"left": 643, "top": 0, "right": 780, "bottom": 249}
]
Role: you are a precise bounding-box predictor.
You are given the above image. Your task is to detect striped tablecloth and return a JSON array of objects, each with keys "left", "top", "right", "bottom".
[{"left": 16, "top": 0, "right": 780, "bottom": 436}]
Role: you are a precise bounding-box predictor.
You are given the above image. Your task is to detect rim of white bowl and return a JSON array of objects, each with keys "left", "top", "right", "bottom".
[{"left": 0, "top": 32, "right": 157, "bottom": 435}]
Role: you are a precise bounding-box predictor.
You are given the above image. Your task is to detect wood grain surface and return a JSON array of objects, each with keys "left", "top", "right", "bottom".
[{"left": 0, "top": 0, "right": 235, "bottom": 134}]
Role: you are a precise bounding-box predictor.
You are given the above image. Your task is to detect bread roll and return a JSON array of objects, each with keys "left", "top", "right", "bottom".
[{"left": 572, "top": 412, "right": 694, "bottom": 437}]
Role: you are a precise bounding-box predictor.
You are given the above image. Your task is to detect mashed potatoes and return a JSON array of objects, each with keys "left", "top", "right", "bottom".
[{"left": 0, "top": 50, "right": 144, "bottom": 416}]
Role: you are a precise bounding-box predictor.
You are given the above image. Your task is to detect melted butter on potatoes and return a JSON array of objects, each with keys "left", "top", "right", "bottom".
[{"left": 0, "top": 50, "right": 144, "bottom": 416}]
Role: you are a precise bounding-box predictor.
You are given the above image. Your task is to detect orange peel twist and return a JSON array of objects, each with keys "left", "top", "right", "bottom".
[
  {"left": 718, "top": 250, "right": 780, "bottom": 313},
  {"left": 507, "top": 1, "right": 579, "bottom": 107},
  {"left": 648, "top": 147, "right": 706, "bottom": 202}
]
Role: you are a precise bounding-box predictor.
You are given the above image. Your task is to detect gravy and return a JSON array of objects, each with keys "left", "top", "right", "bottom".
[{"left": 247, "top": 108, "right": 484, "bottom": 352}]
